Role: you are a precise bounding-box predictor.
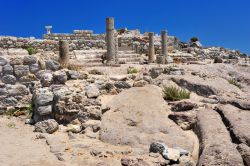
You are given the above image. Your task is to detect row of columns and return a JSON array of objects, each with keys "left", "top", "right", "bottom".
[
  {"left": 57, "top": 18, "right": 172, "bottom": 65},
  {"left": 105, "top": 17, "right": 171, "bottom": 64}
]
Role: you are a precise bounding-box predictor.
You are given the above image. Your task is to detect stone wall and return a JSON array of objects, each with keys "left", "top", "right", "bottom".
[
  {"left": 43, "top": 30, "right": 105, "bottom": 41},
  {"left": 0, "top": 36, "right": 106, "bottom": 52}
]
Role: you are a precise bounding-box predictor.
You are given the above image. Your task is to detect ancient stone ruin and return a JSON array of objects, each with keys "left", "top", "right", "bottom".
[{"left": 0, "top": 17, "right": 250, "bottom": 166}]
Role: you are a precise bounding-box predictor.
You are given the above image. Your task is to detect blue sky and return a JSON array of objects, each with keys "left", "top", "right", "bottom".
[{"left": 0, "top": 0, "right": 249, "bottom": 54}]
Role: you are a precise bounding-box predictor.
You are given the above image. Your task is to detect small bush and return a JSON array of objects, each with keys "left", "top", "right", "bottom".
[
  {"left": 26, "top": 46, "right": 37, "bottom": 55},
  {"left": 228, "top": 79, "right": 242, "bottom": 89},
  {"left": 163, "top": 86, "right": 191, "bottom": 101},
  {"left": 190, "top": 37, "right": 199, "bottom": 43},
  {"left": 127, "top": 67, "right": 139, "bottom": 74}
]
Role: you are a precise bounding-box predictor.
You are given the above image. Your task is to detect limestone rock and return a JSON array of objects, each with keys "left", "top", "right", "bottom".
[
  {"left": 14, "top": 65, "right": 29, "bottom": 78},
  {"left": 114, "top": 81, "right": 131, "bottom": 89},
  {"left": 45, "top": 60, "right": 60, "bottom": 71},
  {"left": 100, "top": 85, "right": 193, "bottom": 153},
  {"left": 23, "top": 55, "right": 37, "bottom": 65},
  {"left": 36, "top": 105, "right": 52, "bottom": 116},
  {"left": 67, "top": 70, "right": 80, "bottom": 80},
  {"left": 53, "top": 70, "right": 67, "bottom": 84},
  {"left": 40, "top": 72, "right": 53, "bottom": 87},
  {"left": 3, "top": 64, "right": 13, "bottom": 75},
  {"left": 196, "top": 108, "right": 244, "bottom": 166},
  {"left": 29, "top": 63, "right": 40, "bottom": 74},
  {"left": 237, "top": 144, "right": 250, "bottom": 166},
  {"left": 2, "top": 75, "right": 17, "bottom": 85},
  {"left": 85, "top": 84, "right": 100, "bottom": 98},
  {"left": 33, "top": 88, "right": 54, "bottom": 107},
  {"left": 0, "top": 57, "right": 7, "bottom": 66},
  {"left": 34, "top": 119, "right": 59, "bottom": 134},
  {"left": 10, "top": 57, "right": 23, "bottom": 65},
  {"left": 6, "top": 84, "right": 29, "bottom": 96}
]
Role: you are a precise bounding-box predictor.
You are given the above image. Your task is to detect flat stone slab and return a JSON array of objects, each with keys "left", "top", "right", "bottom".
[
  {"left": 216, "top": 104, "right": 250, "bottom": 146},
  {"left": 196, "top": 108, "right": 244, "bottom": 166},
  {"left": 99, "top": 85, "right": 194, "bottom": 153}
]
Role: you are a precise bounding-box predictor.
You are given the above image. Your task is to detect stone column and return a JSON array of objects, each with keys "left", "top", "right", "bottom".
[
  {"left": 106, "top": 17, "right": 117, "bottom": 64},
  {"left": 161, "top": 30, "right": 168, "bottom": 64},
  {"left": 59, "top": 40, "right": 69, "bottom": 65},
  {"left": 148, "top": 32, "right": 156, "bottom": 63},
  {"left": 45, "top": 26, "right": 52, "bottom": 34}
]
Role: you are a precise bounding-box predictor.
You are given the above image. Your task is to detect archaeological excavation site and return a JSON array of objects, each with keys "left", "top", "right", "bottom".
[{"left": 0, "top": 10, "right": 250, "bottom": 166}]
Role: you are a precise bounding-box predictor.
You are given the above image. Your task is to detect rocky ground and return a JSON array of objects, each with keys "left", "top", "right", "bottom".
[{"left": 0, "top": 47, "right": 250, "bottom": 166}]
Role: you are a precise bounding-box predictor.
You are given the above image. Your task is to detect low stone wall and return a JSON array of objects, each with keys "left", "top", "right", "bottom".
[
  {"left": 43, "top": 30, "right": 105, "bottom": 41},
  {"left": 0, "top": 36, "right": 106, "bottom": 51}
]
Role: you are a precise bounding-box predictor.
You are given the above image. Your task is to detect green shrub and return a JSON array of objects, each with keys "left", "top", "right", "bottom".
[
  {"left": 163, "top": 86, "right": 191, "bottom": 101},
  {"left": 228, "top": 79, "right": 242, "bottom": 89},
  {"left": 26, "top": 46, "right": 37, "bottom": 55},
  {"left": 127, "top": 67, "right": 139, "bottom": 74},
  {"left": 190, "top": 37, "right": 199, "bottom": 42},
  {"left": 27, "top": 103, "right": 33, "bottom": 115}
]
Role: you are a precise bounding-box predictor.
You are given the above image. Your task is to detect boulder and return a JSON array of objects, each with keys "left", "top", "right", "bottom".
[
  {"left": 14, "top": 65, "right": 29, "bottom": 78},
  {"left": 6, "top": 84, "right": 29, "bottom": 96},
  {"left": 3, "top": 64, "right": 13, "bottom": 75},
  {"left": 67, "top": 70, "right": 80, "bottom": 80},
  {"left": 29, "top": 63, "right": 40, "bottom": 74},
  {"left": 100, "top": 85, "right": 193, "bottom": 153},
  {"left": 53, "top": 70, "right": 67, "bottom": 84},
  {"left": 33, "top": 88, "right": 54, "bottom": 107},
  {"left": 34, "top": 119, "right": 59, "bottom": 134},
  {"left": 23, "top": 55, "right": 37, "bottom": 65},
  {"left": 45, "top": 60, "right": 60, "bottom": 71},
  {"left": 2, "top": 75, "right": 17, "bottom": 85},
  {"left": 85, "top": 84, "right": 100, "bottom": 98},
  {"left": 9, "top": 57, "right": 23, "bottom": 65},
  {"left": 40, "top": 72, "right": 53, "bottom": 87},
  {"left": 0, "top": 57, "right": 7, "bottom": 66}
]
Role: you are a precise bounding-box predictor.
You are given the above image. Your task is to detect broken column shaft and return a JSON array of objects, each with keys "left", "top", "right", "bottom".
[
  {"left": 148, "top": 32, "right": 156, "bottom": 63},
  {"left": 161, "top": 30, "right": 168, "bottom": 64},
  {"left": 59, "top": 40, "right": 69, "bottom": 65},
  {"left": 106, "top": 17, "right": 117, "bottom": 64}
]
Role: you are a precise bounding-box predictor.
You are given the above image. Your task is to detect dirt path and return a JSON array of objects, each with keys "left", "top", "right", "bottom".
[{"left": 0, "top": 116, "right": 62, "bottom": 166}]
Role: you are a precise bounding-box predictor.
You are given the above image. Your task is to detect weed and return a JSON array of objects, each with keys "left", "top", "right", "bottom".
[{"left": 163, "top": 86, "right": 191, "bottom": 101}]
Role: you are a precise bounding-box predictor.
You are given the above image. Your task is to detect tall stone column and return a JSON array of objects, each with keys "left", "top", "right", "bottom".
[
  {"left": 106, "top": 17, "right": 117, "bottom": 64},
  {"left": 59, "top": 40, "right": 69, "bottom": 65},
  {"left": 161, "top": 30, "right": 168, "bottom": 64},
  {"left": 148, "top": 32, "right": 156, "bottom": 63}
]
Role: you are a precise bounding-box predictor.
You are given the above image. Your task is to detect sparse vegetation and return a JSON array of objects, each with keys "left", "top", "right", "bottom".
[
  {"left": 190, "top": 37, "right": 199, "bottom": 42},
  {"left": 163, "top": 86, "right": 191, "bottom": 101},
  {"left": 228, "top": 79, "right": 242, "bottom": 89},
  {"left": 27, "top": 103, "right": 33, "bottom": 116},
  {"left": 25, "top": 46, "right": 37, "bottom": 55},
  {"left": 127, "top": 67, "right": 139, "bottom": 74}
]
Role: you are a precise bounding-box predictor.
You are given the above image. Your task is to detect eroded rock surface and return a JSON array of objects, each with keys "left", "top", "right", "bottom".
[
  {"left": 196, "top": 108, "right": 244, "bottom": 166},
  {"left": 100, "top": 85, "right": 194, "bottom": 153}
]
